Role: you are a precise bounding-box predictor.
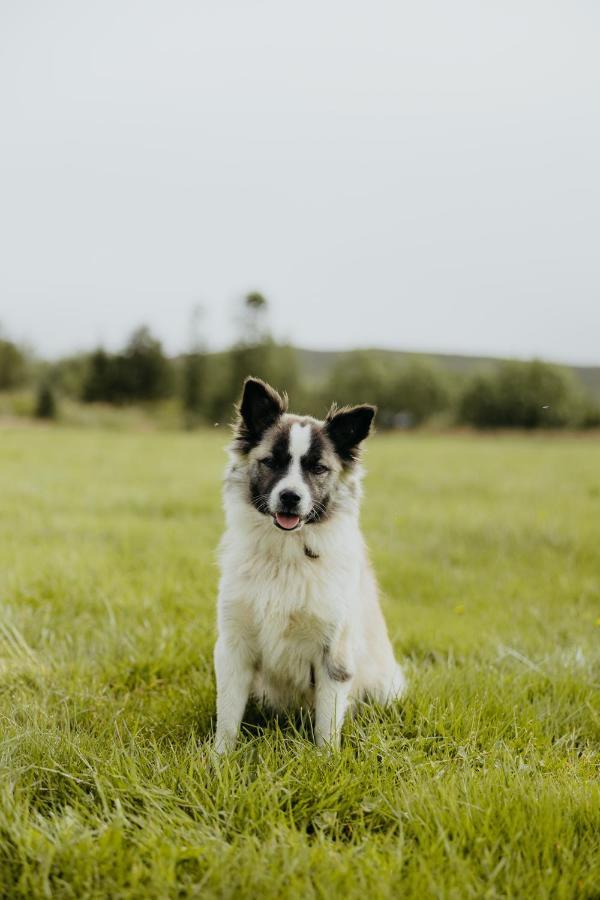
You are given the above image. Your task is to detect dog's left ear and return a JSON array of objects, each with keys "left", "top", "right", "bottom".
[
  {"left": 325, "top": 404, "right": 376, "bottom": 462},
  {"left": 239, "top": 377, "right": 286, "bottom": 441}
]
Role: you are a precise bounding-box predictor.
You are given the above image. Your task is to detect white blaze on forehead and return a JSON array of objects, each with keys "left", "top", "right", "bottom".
[
  {"left": 288, "top": 422, "right": 312, "bottom": 461},
  {"left": 268, "top": 421, "right": 313, "bottom": 517}
]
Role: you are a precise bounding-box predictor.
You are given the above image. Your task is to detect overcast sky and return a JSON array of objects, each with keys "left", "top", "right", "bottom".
[{"left": 1, "top": 1, "right": 599, "bottom": 363}]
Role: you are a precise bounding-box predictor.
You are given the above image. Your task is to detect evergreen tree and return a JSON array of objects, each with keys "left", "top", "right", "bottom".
[{"left": 35, "top": 383, "right": 57, "bottom": 419}]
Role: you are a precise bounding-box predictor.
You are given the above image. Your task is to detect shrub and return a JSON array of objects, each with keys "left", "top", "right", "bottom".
[
  {"left": 459, "top": 360, "right": 583, "bottom": 429},
  {"left": 0, "top": 338, "right": 28, "bottom": 389}
]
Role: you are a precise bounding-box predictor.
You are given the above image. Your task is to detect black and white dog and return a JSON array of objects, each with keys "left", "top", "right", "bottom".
[{"left": 214, "top": 377, "right": 406, "bottom": 751}]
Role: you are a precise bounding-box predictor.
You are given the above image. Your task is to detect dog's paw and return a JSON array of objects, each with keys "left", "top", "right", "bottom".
[
  {"left": 213, "top": 732, "right": 237, "bottom": 755},
  {"left": 390, "top": 663, "right": 408, "bottom": 700}
]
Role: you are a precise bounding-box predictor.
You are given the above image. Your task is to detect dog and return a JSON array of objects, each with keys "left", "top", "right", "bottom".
[{"left": 214, "top": 377, "right": 406, "bottom": 752}]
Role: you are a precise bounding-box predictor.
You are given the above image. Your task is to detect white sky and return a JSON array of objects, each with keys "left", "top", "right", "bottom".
[{"left": 1, "top": 1, "right": 599, "bottom": 363}]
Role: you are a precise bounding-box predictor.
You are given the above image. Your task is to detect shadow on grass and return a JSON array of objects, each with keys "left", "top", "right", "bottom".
[{"left": 238, "top": 700, "right": 317, "bottom": 744}]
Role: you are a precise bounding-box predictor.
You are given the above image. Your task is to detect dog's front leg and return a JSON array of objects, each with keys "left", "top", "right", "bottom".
[
  {"left": 214, "top": 636, "right": 253, "bottom": 754},
  {"left": 314, "top": 644, "right": 353, "bottom": 749}
]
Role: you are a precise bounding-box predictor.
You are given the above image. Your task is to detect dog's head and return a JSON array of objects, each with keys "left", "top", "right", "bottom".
[{"left": 230, "top": 377, "right": 375, "bottom": 531}]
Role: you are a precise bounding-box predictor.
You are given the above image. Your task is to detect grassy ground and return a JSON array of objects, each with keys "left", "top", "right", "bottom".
[{"left": 0, "top": 427, "right": 598, "bottom": 899}]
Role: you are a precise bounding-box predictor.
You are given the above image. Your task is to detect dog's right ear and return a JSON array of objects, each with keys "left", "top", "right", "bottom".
[{"left": 236, "top": 377, "right": 286, "bottom": 451}]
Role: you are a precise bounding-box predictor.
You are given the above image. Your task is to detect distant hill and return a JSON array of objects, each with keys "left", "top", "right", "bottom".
[{"left": 294, "top": 347, "right": 600, "bottom": 399}]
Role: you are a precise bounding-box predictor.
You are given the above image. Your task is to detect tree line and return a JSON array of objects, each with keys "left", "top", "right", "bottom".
[{"left": 1, "top": 298, "right": 599, "bottom": 429}]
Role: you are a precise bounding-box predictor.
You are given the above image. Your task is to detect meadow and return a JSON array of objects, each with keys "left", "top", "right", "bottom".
[{"left": 0, "top": 426, "right": 598, "bottom": 898}]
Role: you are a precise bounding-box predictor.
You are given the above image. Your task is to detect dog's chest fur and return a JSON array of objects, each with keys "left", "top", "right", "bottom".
[{"left": 219, "top": 505, "right": 360, "bottom": 699}]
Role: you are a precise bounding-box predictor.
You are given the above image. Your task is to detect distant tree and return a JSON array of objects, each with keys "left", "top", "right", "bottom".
[
  {"left": 81, "top": 327, "right": 173, "bottom": 404},
  {"left": 34, "top": 383, "right": 57, "bottom": 419},
  {"left": 391, "top": 359, "right": 450, "bottom": 426},
  {"left": 237, "top": 292, "right": 269, "bottom": 344},
  {"left": 0, "top": 335, "right": 28, "bottom": 389},
  {"left": 182, "top": 352, "right": 206, "bottom": 418},
  {"left": 581, "top": 400, "right": 600, "bottom": 429},
  {"left": 324, "top": 351, "right": 393, "bottom": 422},
  {"left": 202, "top": 352, "right": 238, "bottom": 425},
  {"left": 119, "top": 326, "right": 172, "bottom": 401},
  {"left": 183, "top": 293, "right": 300, "bottom": 423},
  {"left": 458, "top": 374, "right": 498, "bottom": 428},
  {"left": 229, "top": 293, "right": 269, "bottom": 390},
  {"left": 326, "top": 351, "right": 388, "bottom": 404},
  {"left": 182, "top": 306, "right": 207, "bottom": 425},
  {"left": 52, "top": 353, "right": 90, "bottom": 398},
  {"left": 225, "top": 293, "right": 299, "bottom": 409},
  {"left": 82, "top": 349, "right": 112, "bottom": 402},
  {"left": 225, "top": 339, "right": 300, "bottom": 422},
  {"left": 323, "top": 353, "right": 453, "bottom": 427},
  {"left": 254, "top": 341, "right": 300, "bottom": 402},
  {"left": 459, "top": 360, "right": 583, "bottom": 428}
]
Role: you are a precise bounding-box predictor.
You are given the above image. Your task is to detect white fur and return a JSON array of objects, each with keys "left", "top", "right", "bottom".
[{"left": 214, "top": 421, "right": 406, "bottom": 752}]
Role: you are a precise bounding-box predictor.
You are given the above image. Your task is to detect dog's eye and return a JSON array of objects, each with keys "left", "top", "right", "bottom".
[
  {"left": 260, "top": 457, "right": 276, "bottom": 469},
  {"left": 312, "top": 464, "right": 329, "bottom": 475}
]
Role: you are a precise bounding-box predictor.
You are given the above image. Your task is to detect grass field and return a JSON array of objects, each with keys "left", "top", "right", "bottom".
[{"left": 0, "top": 427, "right": 598, "bottom": 898}]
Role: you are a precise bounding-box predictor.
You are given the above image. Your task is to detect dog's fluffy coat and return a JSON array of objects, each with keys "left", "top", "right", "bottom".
[{"left": 214, "top": 378, "right": 406, "bottom": 751}]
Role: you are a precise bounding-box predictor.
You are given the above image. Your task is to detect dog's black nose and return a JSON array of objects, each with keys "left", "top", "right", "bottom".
[{"left": 280, "top": 490, "right": 300, "bottom": 509}]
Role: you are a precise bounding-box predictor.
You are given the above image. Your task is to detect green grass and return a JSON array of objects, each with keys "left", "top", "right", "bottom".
[{"left": 0, "top": 427, "right": 598, "bottom": 899}]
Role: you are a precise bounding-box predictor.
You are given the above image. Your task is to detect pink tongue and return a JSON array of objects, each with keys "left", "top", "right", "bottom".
[{"left": 275, "top": 513, "right": 300, "bottom": 530}]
